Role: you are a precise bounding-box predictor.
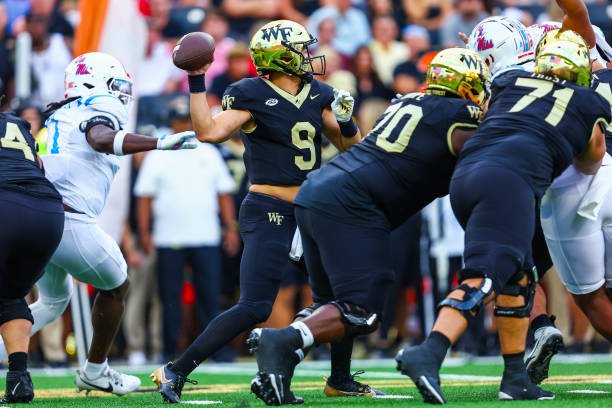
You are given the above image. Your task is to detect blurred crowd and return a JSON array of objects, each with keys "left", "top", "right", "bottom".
[{"left": 0, "top": 0, "right": 611, "bottom": 367}]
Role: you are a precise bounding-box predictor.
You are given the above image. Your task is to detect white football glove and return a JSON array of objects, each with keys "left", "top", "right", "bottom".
[
  {"left": 331, "top": 88, "right": 355, "bottom": 123},
  {"left": 156, "top": 131, "right": 198, "bottom": 150}
]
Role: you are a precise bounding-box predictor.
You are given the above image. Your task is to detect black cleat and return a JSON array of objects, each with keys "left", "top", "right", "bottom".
[
  {"left": 1, "top": 370, "right": 34, "bottom": 403},
  {"left": 395, "top": 347, "right": 446, "bottom": 404},
  {"left": 499, "top": 372, "right": 555, "bottom": 401},
  {"left": 324, "top": 370, "right": 384, "bottom": 397},
  {"left": 526, "top": 325, "right": 563, "bottom": 385},
  {"left": 251, "top": 372, "right": 304, "bottom": 405},
  {"left": 247, "top": 328, "right": 302, "bottom": 405},
  {"left": 150, "top": 362, "right": 197, "bottom": 404}
]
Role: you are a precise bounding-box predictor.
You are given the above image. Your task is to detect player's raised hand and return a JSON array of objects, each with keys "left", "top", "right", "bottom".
[
  {"left": 187, "top": 63, "right": 212, "bottom": 76},
  {"left": 157, "top": 131, "right": 199, "bottom": 150},
  {"left": 332, "top": 88, "right": 355, "bottom": 123},
  {"left": 458, "top": 32, "right": 469, "bottom": 45}
]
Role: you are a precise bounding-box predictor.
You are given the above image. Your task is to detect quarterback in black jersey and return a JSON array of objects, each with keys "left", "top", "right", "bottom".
[
  {"left": 151, "top": 20, "right": 362, "bottom": 404},
  {"left": 0, "top": 113, "right": 64, "bottom": 403},
  {"left": 244, "top": 48, "right": 490, "bottom": 405},
  {"left": 398, "top": 34, "right": 611, "bottom": 404}
]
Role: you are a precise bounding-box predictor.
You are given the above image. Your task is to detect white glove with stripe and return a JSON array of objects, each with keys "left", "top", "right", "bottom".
[{"left": 157, "top": 131, "right": 198, "bottom": 150}]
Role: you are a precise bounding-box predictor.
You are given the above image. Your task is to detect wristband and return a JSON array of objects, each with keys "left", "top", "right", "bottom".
[
  {"left": 339, "top": 120, "right": 358, "bottom": 138},
  {"left": 113, "top": 130, "right": 127, "bottom": 156},
  {"left": 188, "top": 74, "right": 206, "bottom": 93}
]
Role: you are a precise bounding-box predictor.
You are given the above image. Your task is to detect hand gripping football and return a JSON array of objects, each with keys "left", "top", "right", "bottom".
[{"left": 172, "top": 32, "right": 216, "bottom": 71}]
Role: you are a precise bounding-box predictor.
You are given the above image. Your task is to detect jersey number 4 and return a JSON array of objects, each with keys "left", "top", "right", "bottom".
[
  {"left": 1, "top": 123, "right": 35, "bottom": 161},
  {"left": 509, "top": 78, "right": 574, "bottom": 126}
]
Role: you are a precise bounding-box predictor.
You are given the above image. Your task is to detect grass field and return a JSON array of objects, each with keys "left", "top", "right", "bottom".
[{"left": 8, "top": 356, "right": 612, "bottom": 407}]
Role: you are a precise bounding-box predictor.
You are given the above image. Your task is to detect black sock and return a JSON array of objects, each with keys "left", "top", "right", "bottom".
[
  {"left": 425, "top": 331, "right": 452, "bottom": 366},
  {"left": 530, "top": 314, "right": 553, "bottom": 332},
  {"left": 502, "top": 352, "right": 526, "bottom": 375},
  {"left": 172, "top": 304, "right": 259, "bottom": 375},
  {"left": 329, "top": 336, "right": 353, "bottom": 383},
  {"left": 8, "top": 352, "right": 27, "bottom": 372}
]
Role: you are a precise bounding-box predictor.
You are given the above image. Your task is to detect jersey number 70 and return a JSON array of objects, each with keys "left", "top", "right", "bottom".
[{"left": 1, "top": 123, "right": 35, "bottom": 161}]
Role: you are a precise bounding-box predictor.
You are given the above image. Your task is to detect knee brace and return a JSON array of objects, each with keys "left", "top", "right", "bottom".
[
  {"left": 293, "top": 303, "right": 323, "bottom": 321},
  {"left": 329, "top": 301, "right": 379, "bottom": 337},
  {"left": 494, "top": 268, "right": 536, "bottom": 318},
  {"left": 0, "top": 298, "right": 33, "bottom": 325},
  {"left": 438, "top": 276, "right": 494, "bottom": 319}
]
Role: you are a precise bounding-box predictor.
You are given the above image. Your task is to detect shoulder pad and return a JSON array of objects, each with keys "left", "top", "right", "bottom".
[{"left": 82, "top": 94, "right": 129, "bottom": 127}]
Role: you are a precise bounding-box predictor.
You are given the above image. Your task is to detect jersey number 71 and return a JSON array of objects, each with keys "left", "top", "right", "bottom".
[{"left": 509, "top": 78, "right": 574, "bottom": 126}]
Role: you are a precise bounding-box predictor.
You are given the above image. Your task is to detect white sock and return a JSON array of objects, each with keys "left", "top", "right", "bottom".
[
  {"left": 84, "top": 359, "right": 108, "bottom": 378},
  {"left": 290, "top": 321, "right": 314, "bottom": 348}
]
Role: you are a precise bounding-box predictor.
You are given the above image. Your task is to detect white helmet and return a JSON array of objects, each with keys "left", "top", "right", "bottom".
[
  {"left": 64, "top": 52, "right": 133, "bottom": 105},
  {"left": 527, "top": 21, "right": 562, "bottom": 50},
  {"left": 467, "top": 16, "right": 534, "bottom": 76}
]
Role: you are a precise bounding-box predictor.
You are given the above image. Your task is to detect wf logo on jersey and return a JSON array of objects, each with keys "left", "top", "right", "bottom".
[
  {"left": 222, "top": 95, "right": 235, "bottom": 110},
  {"left": 268, "top": 212, "right": 284, "bottom": 225},
  {"left": 261, "top": 26, "right": 294, "bottom": 42},
  {"left": 467, "top": 105, "right": 482, "bottom": 120}
]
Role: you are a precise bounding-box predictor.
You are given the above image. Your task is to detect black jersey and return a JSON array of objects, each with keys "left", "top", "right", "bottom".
[
  {"left": 0, "top": 113, "right": 60, "bottom": 200},
  {"left": 221, "top": 77, "right": 335, "bottom": 186},
  {"left": 216, "top": 141, "right": 249, "bottom": 207},
  {"left": 592, "top": 69, "right": 612, "bottom": 155},
  {"left": 295, "top": 93, "right": 482, "bottom": 229},
  {"left": 459, "top": 70, "right": 611, "bottom": 196}
]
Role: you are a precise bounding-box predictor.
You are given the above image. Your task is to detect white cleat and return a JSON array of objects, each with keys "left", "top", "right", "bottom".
[
  {"left": 526, "top": 325, "right": 563, "bottom": 384},
  {"left": 75, "top": 367, "right": 141, "bottom": 396}
]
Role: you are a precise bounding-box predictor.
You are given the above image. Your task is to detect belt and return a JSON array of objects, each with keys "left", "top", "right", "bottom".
[{"left": 63, "top": 203, "right": 85, "bottom": 214}]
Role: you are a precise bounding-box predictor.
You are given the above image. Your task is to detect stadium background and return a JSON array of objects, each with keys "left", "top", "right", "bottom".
[{"left": 0, "top": 0, "right": 611, "bottom": 369}]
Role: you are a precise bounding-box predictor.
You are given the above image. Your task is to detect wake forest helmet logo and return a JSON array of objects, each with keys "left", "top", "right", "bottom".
[
  {"left": 261, "top": 26, "right": 294, "bottom": 42},
  {"left": 462, "top": 54, "right": 484, "bottom": 72}
]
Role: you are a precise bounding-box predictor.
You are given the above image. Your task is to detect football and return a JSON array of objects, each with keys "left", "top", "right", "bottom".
[{"left": 172, "top": 32, "right": 215, "bottom": 71}]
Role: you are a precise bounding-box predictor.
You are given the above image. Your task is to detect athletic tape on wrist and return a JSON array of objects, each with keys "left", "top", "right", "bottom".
[{"left": 113, "top": 130, "right": 127, "bottom": 156}]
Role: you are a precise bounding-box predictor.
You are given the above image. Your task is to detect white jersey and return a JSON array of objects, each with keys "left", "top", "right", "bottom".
[{"left": 43, "top": 94, "right": 129, "bottom": 218}]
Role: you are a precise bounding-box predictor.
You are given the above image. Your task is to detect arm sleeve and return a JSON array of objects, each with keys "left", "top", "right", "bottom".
[
  {"left": 134, "top": 153, "right": 160, "bottom": 197},
  {"left": 318, "top": 81, "right": 335, "bottom": 108},
  {"left": 81, "top": 94, "right": 129, "bottom": 129}
]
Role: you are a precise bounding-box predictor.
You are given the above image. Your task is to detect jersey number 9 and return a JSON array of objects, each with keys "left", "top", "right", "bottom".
[
  {"left": 292, "top": 122, "right": 317, "bottom": 170},
  {"left": 1, "top": 123, "right": 35, "bottom": 161}
]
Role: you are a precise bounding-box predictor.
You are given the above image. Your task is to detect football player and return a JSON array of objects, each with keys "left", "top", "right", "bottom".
[
  {"left": 539, "top": 64, "right": 612, "bottom": 342},
  {"left": 151, "top": 20, "right": 363, "bottom": 404},
  {"left": 243, "top": 47, "right": 489, "bottom": 406},
  {"left": 397, "top": 34, "right": 610, "bottom": 404},
  {"left": 0, "top": 52, "right": 198, "bottom": 395},
  {"left": 463, "top": 0, "right": 603, "bottom": 384},
  {"left": 0, "top": 112, "right": 64, "bottom": 403}
]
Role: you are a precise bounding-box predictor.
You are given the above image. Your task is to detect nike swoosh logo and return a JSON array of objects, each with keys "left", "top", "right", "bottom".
[
  {"left": 310, "top": 94, "right": 320, "bottom": 100},
  {"left": 11, "top": 382, "right": 20, "bottom": 395},
  {"left": 79, "top": 376, "right": 113, "bottom": 393}
]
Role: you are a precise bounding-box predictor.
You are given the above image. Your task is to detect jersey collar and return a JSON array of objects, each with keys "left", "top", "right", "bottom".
[{"left": 262, "top": 78, "right": 312, "bottom": 109}]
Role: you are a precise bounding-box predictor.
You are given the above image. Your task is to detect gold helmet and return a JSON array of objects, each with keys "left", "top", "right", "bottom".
[
  {"left": 249, "top": 20, "right": 325, "bottom": 81},
  {"left": 425, "top": 48, "right": 490, "bottom": 107},
  {"left": 535, "top": 39, "right": 591, "bottom": 87},
  {"left": 535, "top": 29, "right": 588, "bottom": 56}
]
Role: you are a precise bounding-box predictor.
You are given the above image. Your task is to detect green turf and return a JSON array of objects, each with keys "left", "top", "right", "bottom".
[{"left": 4, "top": 360, "right": 611, "bottom": 407}]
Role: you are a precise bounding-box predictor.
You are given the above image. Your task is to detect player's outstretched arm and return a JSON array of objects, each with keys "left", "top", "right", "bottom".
[
  {"left": 574, "top": 123, "right": 605, "bottom": 175},
  {"left": 86, "top": 125, "right": 197, "bottom": 155},
  {"left": 186, "top": 68, "right": 252, "bottom": 144},
  {"left": 557, "top": 0, "right": 595, "bottom": 47}
]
